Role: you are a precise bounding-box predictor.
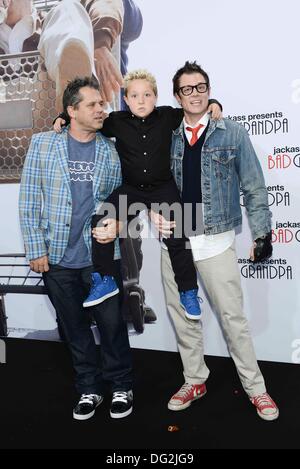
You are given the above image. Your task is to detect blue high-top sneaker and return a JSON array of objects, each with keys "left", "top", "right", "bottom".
[
  {"left": 179, "top": 289, "right": 201, "bottom": 320},
  {"left": 83, "top": 272, "right": 119, "bottom": 307}
]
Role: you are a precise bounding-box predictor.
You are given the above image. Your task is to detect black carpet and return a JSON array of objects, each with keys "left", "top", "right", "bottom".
[{"left": 0, "top": 338, "right": 299, "bottom": 450}]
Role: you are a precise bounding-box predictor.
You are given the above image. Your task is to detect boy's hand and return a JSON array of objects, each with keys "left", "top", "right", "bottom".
[
  {"left": 53, "top": 117, "right": 65, "bottom": 133},
  {"left": 208, "top": 102, "right": 223, "bottom": 120}
]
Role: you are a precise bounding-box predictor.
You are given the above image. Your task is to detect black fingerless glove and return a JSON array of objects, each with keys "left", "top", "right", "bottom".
[{"left": 251, "top": 231, "right": 273, "bottom": 263}]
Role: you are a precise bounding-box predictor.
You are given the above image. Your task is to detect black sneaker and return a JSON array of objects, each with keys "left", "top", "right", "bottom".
[
  {"left": 110, "top": 390, "right": 133, "bottom": 419},
  {"left": 73, "top": 394, "right": 103, "bottom": 420}
]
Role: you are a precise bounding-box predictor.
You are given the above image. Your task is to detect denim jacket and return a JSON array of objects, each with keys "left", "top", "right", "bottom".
[{"left": 171, "top": 118, "right": 271, "bottom": 240}]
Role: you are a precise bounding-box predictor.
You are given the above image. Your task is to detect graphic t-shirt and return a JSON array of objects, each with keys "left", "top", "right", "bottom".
[{"left": 59, "top": 134, "right": 95, "bottom": 268}]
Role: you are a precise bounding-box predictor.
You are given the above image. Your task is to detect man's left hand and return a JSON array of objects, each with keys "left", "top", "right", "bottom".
[
  {"left": 149, "top": 210, "right": 176, "bottom": 237},
  {"left": 92, "top": 218, "right": 123, "bottom": 244},
  {"left": 208, "top": 102, "right": 223, "bottom": 120},
  {"left": 94, "top": 47, "right": 123, "bottom": 103},
  {"left": 249, "top": 232, "right": 273, "bottom": 263}
]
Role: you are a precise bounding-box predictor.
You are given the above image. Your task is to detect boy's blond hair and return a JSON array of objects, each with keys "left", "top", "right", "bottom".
[{"left": 124, "top": 69, "right": 158, "bottom": 96}]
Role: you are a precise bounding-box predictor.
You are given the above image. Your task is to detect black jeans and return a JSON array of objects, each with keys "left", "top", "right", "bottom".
[
  {"left": 43, "top": 262, "right": 132, "bottom": 395},
  {"left": 92, "top": 178, "right": 197, "bottom": 292}
]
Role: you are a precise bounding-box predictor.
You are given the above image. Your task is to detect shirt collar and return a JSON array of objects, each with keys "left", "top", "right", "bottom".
[
  {"left": 130, "top": 107, "right": 158, "bottom": 121},
  {"left": 183, "top": 112, "right": 209, "bottom": 131}
]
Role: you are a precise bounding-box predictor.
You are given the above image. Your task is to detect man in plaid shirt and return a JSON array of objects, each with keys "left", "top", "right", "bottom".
[{"left": 19, "top": 76, "right": 133, "bottom": 420}]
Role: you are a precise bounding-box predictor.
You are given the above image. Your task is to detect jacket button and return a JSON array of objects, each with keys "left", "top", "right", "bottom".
[{"left": 66, "top": 223, "right": 70, "bottom": 227}]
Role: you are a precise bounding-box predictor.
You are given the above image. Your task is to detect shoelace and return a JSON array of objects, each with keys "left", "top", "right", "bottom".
[
  {"left": 112, "top": 391, "right": 128, "bottom": 403},
  {"left": 174, "top": 383, "right": 194, "bottom": 398},
  {"left": 252, "top": 393, "right": 274, "bottom": 408},
  {"left": 79, "top": 394, "right": 98, "bottom": 405}
]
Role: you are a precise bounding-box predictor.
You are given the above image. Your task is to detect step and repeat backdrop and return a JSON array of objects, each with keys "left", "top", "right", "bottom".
[{"left": 0, "top": 0, "right": 299, "bottom": 363}]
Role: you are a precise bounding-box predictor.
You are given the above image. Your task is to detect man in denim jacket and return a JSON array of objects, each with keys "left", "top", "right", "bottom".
[{"left": 159, "top": 61, "right": 278, "bottom": 421}]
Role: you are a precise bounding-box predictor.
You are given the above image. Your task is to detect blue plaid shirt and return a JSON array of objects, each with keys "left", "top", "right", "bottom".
[{"left": 19, "top": 128, "right": 122, "bottom": 264}]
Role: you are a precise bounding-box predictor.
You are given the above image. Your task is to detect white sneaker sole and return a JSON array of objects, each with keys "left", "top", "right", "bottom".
[
  {"left": 110, "top": 405, "right": 133, "bottom": 419},
  {"left": 256, "top": 408, "right": 279, "bottom": 421},
  {"left": 168, "top": 390, "right": 207, "bottom": 411},
  {"left": 83, "top": 288, "right": 119, "bottom": 307},
  {"left": 185, "top": 312, "right": 201, "bottom": 321},
  {"left": 180, "top": 302, "right": 201, "bottom": 321}
]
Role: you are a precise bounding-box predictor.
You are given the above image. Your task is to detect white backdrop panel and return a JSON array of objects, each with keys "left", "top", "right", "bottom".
[{"left": 0, "top": 0, "right": 299, "bottom": 362}]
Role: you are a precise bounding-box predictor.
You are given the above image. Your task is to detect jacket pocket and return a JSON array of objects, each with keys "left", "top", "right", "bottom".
[{"left": 211, "top": 150, "right": 236, "bottom": 181}]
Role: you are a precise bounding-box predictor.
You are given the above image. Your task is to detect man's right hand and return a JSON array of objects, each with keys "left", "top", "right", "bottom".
[
  {"left": 53, "top": 117, "right": 65, "bottom": 133},
  {"left": 92, "top": 218, "right": 123, "bottom": 244},
  {"left": 30, "top": 255, "right": 49, "bottom": 273}
]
